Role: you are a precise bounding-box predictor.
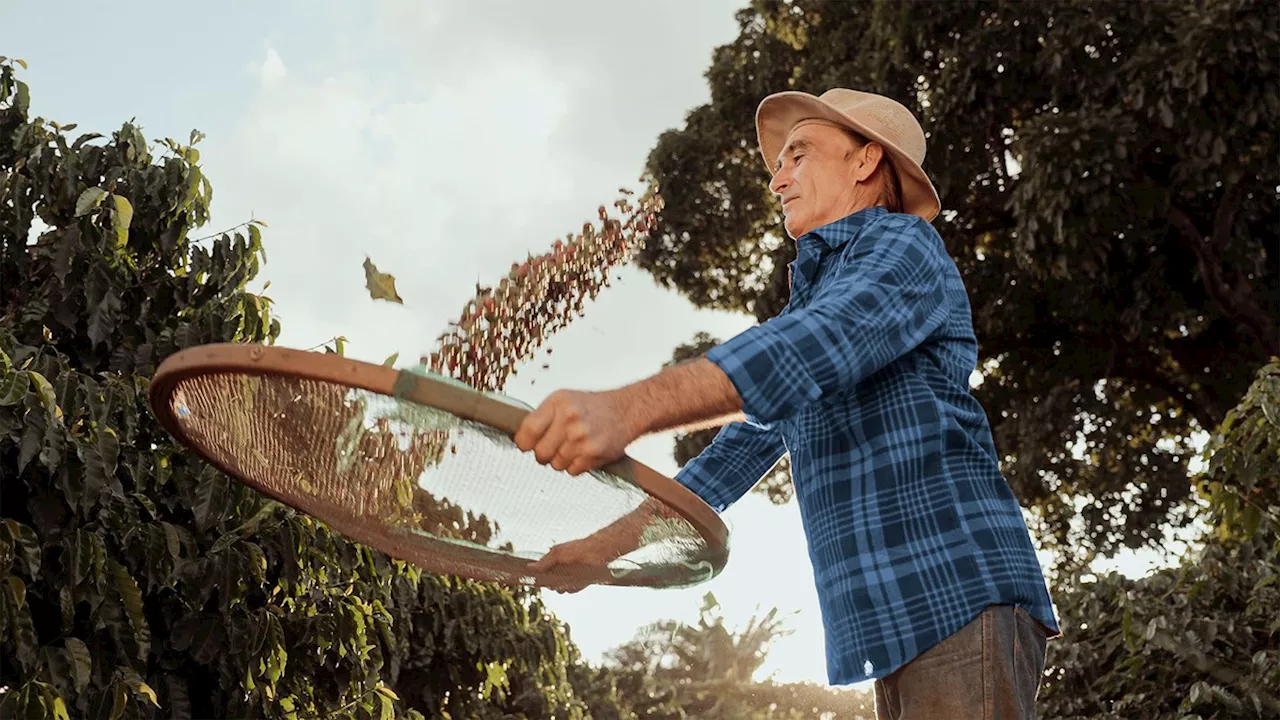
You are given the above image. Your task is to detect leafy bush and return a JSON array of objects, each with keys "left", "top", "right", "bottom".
[
  {"left": 1039, "top": 360, "right": 1280, "bottom": 719},
  {"left": 0, "top": 58, "right": 593, "bottom": 720}
]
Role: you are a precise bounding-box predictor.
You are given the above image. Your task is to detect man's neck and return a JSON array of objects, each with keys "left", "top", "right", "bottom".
[{"left": 798, "top": 202, "right": 883, "bottom": 239}]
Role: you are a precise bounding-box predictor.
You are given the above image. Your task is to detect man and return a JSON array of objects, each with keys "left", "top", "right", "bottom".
[{"left": 514, "top": 88, "right": 1060, "bottom": 719}]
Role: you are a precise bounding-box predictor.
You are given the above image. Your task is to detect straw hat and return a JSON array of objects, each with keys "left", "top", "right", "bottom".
[{"left": 756, "top": 88, "right": 941, "bottom": 221}]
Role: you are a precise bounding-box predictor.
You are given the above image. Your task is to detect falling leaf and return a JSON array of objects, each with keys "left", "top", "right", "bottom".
[{"left": 363, "top": 257, "right": 403, "bottom": 304}]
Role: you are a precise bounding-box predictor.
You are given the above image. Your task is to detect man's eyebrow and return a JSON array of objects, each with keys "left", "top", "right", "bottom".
[{"left": 775, "top": 138, "right": 814, "bottom": 170}]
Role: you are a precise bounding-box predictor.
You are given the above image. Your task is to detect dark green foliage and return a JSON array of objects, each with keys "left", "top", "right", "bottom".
[
  {"left": 0, "top": 58, "right": 591, "bottom": 720},
  {"left": 1038, "top": 360, "right": 1280, "bottom": 719},
  {"left": 1039, "top": 525, "right": 1279, "bottom": 718},
  {"left": 640, "top": 0, "right": 1279, "bottom": 563},
  {"left": 1198, "top": 359, "right": 1280, "bottom": 543}
]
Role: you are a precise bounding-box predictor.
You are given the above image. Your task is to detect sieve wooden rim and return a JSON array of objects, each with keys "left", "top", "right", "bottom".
[{"left": 147, "top": 342, "right": 730, "bottom": 584}]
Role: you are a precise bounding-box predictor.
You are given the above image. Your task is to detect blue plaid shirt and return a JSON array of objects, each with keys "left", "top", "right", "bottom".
[{"left": 677, "top": 206, "right": 1060, "bottom": 685}]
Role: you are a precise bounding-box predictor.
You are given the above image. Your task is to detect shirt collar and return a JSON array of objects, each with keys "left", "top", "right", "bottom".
[{"left": 803, "top": 206, "right": 888, "bottom": 250}]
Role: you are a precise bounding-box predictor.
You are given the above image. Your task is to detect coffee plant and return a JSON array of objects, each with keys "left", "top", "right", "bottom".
[{"left": 0, "top": 57, "right": 614, "bottom": 720}]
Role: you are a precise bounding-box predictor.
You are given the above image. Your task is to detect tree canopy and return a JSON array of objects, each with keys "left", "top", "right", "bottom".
[{"left": 639, "top": 0, "right": 1279, "bottom": 562}]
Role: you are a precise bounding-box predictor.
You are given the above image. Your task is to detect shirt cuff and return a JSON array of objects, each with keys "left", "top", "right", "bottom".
[{"left": 704, "top": 322, "right": 821, "bottom": 425}]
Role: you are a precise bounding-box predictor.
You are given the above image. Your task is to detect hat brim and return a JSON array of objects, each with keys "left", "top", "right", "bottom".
[{"left": 756, "top": 91, "right": 941, "bottom": 222}]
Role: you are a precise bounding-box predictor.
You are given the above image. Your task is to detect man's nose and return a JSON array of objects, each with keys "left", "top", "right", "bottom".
[{"left": 769, "top": 169, "right": 790, "bottom": 195}]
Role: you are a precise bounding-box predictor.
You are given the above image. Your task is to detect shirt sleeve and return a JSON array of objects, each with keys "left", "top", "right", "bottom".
[
  {"left": 674, "top": 420, "right": 787, "bottom": 513},
  {"left": 705, "top": 215, "right": 951, "bottom": 425}
]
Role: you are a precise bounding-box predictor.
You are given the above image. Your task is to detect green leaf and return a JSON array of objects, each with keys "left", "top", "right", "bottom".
[
  {"left": 109, "top": 559, "right": 150, "bottom": 659},
  {"left": 192, "top": 476, "right": 229, "bottom": 533},
  {"left": 363, "top": 257, "right": 404, "bottom": 304},
  {"left": 71, "top": 530, "right": 101, "bottom": 586},
  {"left": 120, "top": 668, "right": 159, "bottom": 707},
  {"left": 378, "top": 693, "right": 394, "bottom": 720},
  {"left": 15, "top": 79, "right": 29, "bottom": 114},
  {"left": 161, "top": 522, "right": 181, "bottom": 560},
  {"left": 6, "top": 575, "right": 26, "bottom": 608},
  {"left": 208, "top": 529, "right": 239, "bottom": 554},
  {"left": 1242, "top": 503, "right": 1262, "bottom": 539},
  {"left": 111, "top": 195, "right": 134, "bottom": 248},
  {"left": 3, "top": 576, "right": 37, "bottom": 672},
  {"left": 109, "top": 681, "right": 127, "bottom": 720},
  {"left": 59, "top": 586, "right": 74, "bottom": 632},
  {"left": 131, "top": 493, "right": 158, "bottom": 520},
  {"left": 79, "top": 426, "right": 120, "bottom": 505},
  {"left": 49, "top": 695, "right": 70, "bottom": 720},
  {"left": 382, "top": 352, "right": 399, "bottom": 367},
  {"left": 87, "top": 286, "right": 122, "bottom": 348},
  {"left": 18, "top": 396, "right": 48, "bottom": 473},
  {"left": 264, "top": 614, "right": 287, "bottom": 683},
  {"left": 75, "top": 187, "right": 108, "bottom": 217},
  {"left": 28, "top": 370, "right": 55, "bottom": 412},
  {"left": 0, "top": 370, "right": 28, "bottom": 405},
  {"left": 165, "top": 676, "right": 192, "bottom": 720},
  {"left": 65, "top": 638, "right": 92, "bottom": 693},
  {"left": 2, "top": 519, "right": 41, "bottom": 577}
]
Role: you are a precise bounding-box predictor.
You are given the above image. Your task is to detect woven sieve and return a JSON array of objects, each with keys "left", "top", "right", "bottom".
[{"left": 148, "top": 344, "right": 729, "bottom": 590}]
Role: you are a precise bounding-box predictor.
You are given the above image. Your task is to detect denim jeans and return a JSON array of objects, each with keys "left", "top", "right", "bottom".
[{"left": 873, "top": 604, "right": 1050, "bottom": 719}]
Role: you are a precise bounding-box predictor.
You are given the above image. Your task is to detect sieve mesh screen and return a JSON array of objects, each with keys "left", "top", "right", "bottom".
[{"left": 162, "top": 367, "right": 722, "bottom": 588}]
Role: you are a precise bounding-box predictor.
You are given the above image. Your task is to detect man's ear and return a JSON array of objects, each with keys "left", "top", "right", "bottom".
[{"left": 852, "top": 142, "right": 884, "bottom": 183}]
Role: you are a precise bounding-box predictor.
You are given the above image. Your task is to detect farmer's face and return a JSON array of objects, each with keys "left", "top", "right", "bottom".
[{"left": 769, "top": 123, "right": 882, "bottom": 239}]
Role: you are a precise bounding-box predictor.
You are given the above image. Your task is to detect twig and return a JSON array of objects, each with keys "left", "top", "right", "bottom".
[{"left": 189, "top": 219, "right": 260, "bottom": 245}]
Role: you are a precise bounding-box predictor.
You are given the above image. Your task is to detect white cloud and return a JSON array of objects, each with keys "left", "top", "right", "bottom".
[{"left": 260, "top": 47, "right": 288, "bottom": 88}]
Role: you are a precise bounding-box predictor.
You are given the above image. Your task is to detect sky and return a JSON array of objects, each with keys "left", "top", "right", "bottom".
[{"left": 2, "top": 0, "right": 1172, "bottom": 691}]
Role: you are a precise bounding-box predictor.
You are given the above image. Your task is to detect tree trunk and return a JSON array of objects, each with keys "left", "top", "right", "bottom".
[{"left": 1170, "top": 185, "right": 1280, "bottom": 358}]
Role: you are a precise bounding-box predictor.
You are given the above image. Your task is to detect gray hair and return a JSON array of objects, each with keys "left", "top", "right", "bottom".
[{"left": 841, "top": 128, "right": 904, "bottom": 213}]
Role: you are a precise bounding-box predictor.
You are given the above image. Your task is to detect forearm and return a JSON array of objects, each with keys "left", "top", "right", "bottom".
[{"left": 609, "top": 357, "right": 743, "bottom": 438}]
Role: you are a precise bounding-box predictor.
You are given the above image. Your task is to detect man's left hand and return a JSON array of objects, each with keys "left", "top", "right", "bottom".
[{"left": 514, "top": 389, "right": 637, "bottom": 476}]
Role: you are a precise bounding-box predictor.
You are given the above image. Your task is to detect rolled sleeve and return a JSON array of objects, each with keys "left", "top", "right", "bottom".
[
  {"left": 674, "top": 420, "right": 786, "bottom": 513},
  {"left": 706, "top": 217, "right": 951, "bottom": 424}
]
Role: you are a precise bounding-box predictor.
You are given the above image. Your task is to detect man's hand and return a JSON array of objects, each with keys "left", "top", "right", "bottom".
[
  {"left": 529, "top": 533, "right": 625, "bottom": 593},
  {"left": 513, "top": 389, "right": 638, "bottom": 476},
  {"left": 514, "top": 358, "right": 743, "bottom": 477},
  {"left": 529, "top": 502, "right": 656, "bottom": 593}
]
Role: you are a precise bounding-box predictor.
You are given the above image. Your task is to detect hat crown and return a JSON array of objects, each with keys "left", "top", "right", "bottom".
[
  {"left": 817, "top": 89, "right": 926, "bottom": 165},
  {"left": 754, "top": 87, "right": 941, "bottom": 221}
]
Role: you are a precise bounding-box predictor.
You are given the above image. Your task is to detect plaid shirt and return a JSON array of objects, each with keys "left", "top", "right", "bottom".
[{"left": 677, "top": 206, "right": 1060, "bottom": 685}]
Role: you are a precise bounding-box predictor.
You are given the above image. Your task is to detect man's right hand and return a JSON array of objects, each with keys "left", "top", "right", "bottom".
[{"left": 530, "top": 526, "right": 640, "bottom": 593}]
